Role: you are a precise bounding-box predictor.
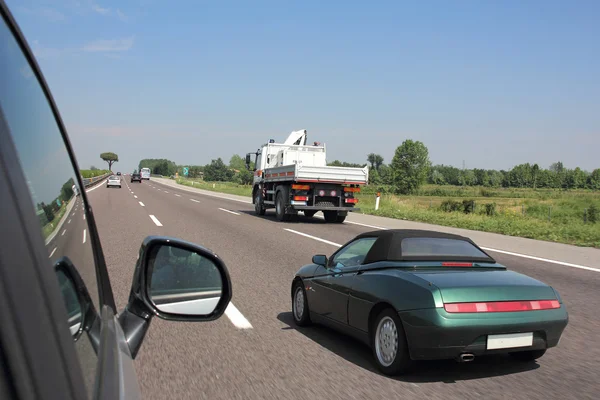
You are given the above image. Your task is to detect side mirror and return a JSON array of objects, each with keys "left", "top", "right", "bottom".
[
  {"left": 54, "top": 257, "right": 100, "bottom": 352},
  {"left": 245, "top": 153, "right": 253, "bottom": 171},
  {"left": 119, "top": 236, "right": 233, "bottom": 358},
  {"left": 312, "top": 254, "right": 328, "bottom": 266}
]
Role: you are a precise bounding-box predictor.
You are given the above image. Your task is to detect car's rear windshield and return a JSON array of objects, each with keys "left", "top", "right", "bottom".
[{"left": 400, "top": 237, "right": 489, "bottom": 259}]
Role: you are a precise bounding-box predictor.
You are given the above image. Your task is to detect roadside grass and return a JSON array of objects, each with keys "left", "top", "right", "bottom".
[{"left": 174, "top": 178, "right": 600, "bottom": 248}]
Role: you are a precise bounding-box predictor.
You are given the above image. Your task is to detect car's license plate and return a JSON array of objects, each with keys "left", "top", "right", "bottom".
[{"left": 487, "top": 332, "right": 533, "bottom": 350}]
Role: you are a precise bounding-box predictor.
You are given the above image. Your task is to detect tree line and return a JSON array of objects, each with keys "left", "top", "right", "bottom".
[
  {"left": 135, "top": 140, "right": 599, "bottom": 194},
  {"left": 332, "top": 146, "right": 600, "bottom": 192}
]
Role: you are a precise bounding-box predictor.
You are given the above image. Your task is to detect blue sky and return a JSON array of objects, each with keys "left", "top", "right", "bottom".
[{"left": 7, "top": 0, "right": 600, "bottom": 173}]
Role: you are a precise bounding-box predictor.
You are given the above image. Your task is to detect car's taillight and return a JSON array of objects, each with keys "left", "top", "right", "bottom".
[
  {"left": 444, "top": 300, "right": 560, "bottom": 313},
  {"left": 442, "top": 262, "right": 473, "bottom": 267}
]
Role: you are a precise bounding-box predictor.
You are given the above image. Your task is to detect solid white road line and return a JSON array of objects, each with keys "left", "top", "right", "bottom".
[
  {"left": 218, "top": 208, "right": 240, "bottom": 216},
  {"left": 139, "top": 202, "right": 145, "bottom": 207},
  {"left": 153, "top": 181, "right": 252, "bottom": 204},
  {"left": 134, "top": 195, "right": 138, "bottom": 199},
  {"left": 190, "top": 199, "right": 200, "bottom": 203},
  {"left": 479, "top": 247, "right": 600, "bottom": 273},
  {"left": 49, "top": 247, "right": 57, "bottom": 258},
  {"left": 284, "top": 229, "right": 342, "bottom": 247},
  {"left": 174, "top": 194, "right": 181, "bottom": 197},
  {"left": 225, "top": 303, "right": 253, "bottom": 329},
  {"left": 82, "top": 229, "right": 87, "bottom": 244},
  {"left": 61, "top": 229, "right": 66, "bottom": 236},
  {"left": 85, "top": 181, "right": 106, "bottom": 193},
  {"left": 149, "top": 215, "right": 163, "bottom": 226}
]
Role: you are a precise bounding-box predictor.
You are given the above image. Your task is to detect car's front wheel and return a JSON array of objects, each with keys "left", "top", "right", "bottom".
[
  {"left": 371, "top": 308, "right": 412, "bottom": 375},
  {"left": 292, "top": 280, "right": 311, "bottom": 326},
  {"left": 509, "top": 349, "right": 546, "bottom": 362}
]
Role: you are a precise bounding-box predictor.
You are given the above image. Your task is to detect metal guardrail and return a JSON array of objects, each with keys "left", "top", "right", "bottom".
[{"left": 81, "top": 172, "right": 112, "bottom": 188}]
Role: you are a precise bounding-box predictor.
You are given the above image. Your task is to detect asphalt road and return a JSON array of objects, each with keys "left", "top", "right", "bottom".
[{"left": 85, "top": 177, "right": 600, "bottom": 400}]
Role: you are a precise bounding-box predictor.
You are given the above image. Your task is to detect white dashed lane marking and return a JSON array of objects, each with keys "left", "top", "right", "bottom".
[{"left": 149, "top": 215, "right": 162, "bottom": 226}]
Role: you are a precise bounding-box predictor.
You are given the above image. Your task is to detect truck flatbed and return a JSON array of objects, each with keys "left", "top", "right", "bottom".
[{"left": 263, "top": 164, "right": 368, "bottom": 185}]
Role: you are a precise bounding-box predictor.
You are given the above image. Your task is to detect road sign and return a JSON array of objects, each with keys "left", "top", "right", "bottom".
[{"left": 183, "top": 167, "right": 189, "bottom": 177}]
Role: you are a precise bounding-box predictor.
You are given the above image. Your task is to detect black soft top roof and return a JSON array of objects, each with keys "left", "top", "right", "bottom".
[{"left": 354, "top": 229, "right": 496, "bottom": 264}]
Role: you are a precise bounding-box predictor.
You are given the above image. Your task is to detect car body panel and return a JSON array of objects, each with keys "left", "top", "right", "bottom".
[
  {"left": 399, "top": 305, "right": 568, "bottom": 360},
  {"left": 412, "top": 269, "right": 557, "bottom": 303}
]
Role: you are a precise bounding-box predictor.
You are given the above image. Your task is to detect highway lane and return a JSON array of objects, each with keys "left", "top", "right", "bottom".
[{"left": 85, "top": 177, "right": 600, "bottom": 400}]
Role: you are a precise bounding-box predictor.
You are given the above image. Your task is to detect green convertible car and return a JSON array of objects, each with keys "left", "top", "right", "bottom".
[{"left": 290, "top": 229, "right": 568, "bottom": 375}]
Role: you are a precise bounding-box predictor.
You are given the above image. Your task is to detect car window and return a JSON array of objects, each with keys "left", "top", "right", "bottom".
[
  {"left": 331, "top": 237, "right": 378, "bottom": 268},
  {"left": 0, "top": 16, "right": 100, "bottom": 398},
  {"left": 400, "top": 237, "right": 490, "bottom": 258}
]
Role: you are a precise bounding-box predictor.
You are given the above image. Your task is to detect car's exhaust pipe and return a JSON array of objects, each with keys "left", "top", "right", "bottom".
[{"left": 457, "top": 353, "right": 475, "bottom": 363}]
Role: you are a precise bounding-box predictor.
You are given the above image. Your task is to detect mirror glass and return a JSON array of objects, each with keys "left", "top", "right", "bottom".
[
  {"left": 149, "top": 244, "right": 223, "bottom": 315},
  {"left": 56, "top": 269, "right": 83, "bottom": 338}
]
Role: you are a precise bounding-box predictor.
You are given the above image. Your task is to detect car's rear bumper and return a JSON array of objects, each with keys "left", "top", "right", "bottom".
[
  {"left": 399, "top": 305, "right": 568, "bottom": 360},
  {"left": 107, "top": 182, "right": 121, "bottom": 186}
]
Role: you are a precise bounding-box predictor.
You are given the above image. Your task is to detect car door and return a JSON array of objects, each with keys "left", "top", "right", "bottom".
[
  {"left": 310, "top": 237, "right": 378, "bottom": 326},
  {"left": 0, "top": 3, "right": 139, "bottom": 398}
]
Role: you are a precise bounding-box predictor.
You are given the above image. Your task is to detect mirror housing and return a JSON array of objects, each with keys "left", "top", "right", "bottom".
[
  {"left": 312, "top": 254, "right": 328, "bottom": 266},
  {"left": 54, "top": 257, "right": 101, "bottom": 353},
  {"left": 245, "top": 153, "right": 253, "bottom": 170},
  {"left": 119, "top": 236, "right": 233, "bottom": 358}
]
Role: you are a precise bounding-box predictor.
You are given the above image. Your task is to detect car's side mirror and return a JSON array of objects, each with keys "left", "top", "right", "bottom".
[
  {"left": 119, "top": 236, "right": 233, "bottom": 358},
  {"left": 312, "top": 255, "right": 328, "bottom": 266},
  {"left": 54, "top": 257, "right": 101, "bottom": 353}
]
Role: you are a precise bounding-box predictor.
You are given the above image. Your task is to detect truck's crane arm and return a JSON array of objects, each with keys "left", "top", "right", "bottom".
[{"left": 283, "top": 129, "right": 308, "bottom": 146}]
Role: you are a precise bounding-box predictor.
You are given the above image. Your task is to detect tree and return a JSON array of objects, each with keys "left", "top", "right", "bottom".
[
  {"left": 390, "top": 140, "right": 431, "bottom": 194},
  {"left": 204, "top": 158, "right": 234, "bottom": 182},
  {"left": 588, "top": 169, "right": 600, "bottom": 190},
  {"left": 100, "top": 152, "right": 119, "bottom": 171},
  {"left": 60, "top": 178, "right": 75, "bottom": 202},
  {"left": 229, "top": 155, "right": 247, "bottom": 171},
  {"left": 89, "top": 165, "right": 98, "bottom": 171},
  {"left": 367, "top": 153, "right": 384, "bottom": 171}
]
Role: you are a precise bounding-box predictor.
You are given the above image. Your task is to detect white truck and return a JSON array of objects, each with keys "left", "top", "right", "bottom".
[{"left": 245, "top": 130, "right": 368, "bottom": 223}]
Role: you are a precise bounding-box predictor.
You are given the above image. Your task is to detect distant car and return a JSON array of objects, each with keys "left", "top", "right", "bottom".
[
  {"left": 290, "top": 229, "right": 568, "bottom": 376},
  {"left": 131, "top": 172, "right": 142, "bottom": 183},
  {"left": 116, "top": 171, "right": 121, "bottom": 175},
  {"left": 107, "top": 175, "right": 122, "bottom": 188}
]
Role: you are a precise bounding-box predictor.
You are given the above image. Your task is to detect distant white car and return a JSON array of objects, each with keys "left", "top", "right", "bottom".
[{"left": 107, "top": 175, "right": 121, "bottom": 188}]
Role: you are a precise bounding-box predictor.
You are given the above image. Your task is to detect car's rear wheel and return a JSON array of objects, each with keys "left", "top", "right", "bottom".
[
  {"left": 371, "top": 308, "right": 412, "bottom": 375},
  {"left": 292, "top": 280, "right": 311, "bottom": 326},
  {"left": 509, "top": 349, "right": 546, "bottom": 362}
]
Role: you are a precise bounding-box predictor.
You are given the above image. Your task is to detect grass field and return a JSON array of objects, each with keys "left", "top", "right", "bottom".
[{"left": 175, "top": 178, "right": 600, "bottom": 248}]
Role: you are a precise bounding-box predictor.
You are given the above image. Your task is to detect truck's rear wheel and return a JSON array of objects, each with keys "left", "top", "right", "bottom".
[
  {"left": 276, "top": 191, "right": 290, "bottom": 222},
  {"left": 254, "top": 191, "right": 266, "bottom": 216},
  {"left": 335, "top": 215, "right": 346, "bottom": 223},
  {"left": 304, "top": 210, "right": 317, "bottom": 218}
]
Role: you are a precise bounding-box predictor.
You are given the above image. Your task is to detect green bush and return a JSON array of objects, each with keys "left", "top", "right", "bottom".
[
  {"left": 462, "top": 199, "right": 475, "bottom": 214},
  {"left": 484, "top": 202, "right": 497, "bottom": 216},
  {"left": 440, "top": 199, "right": 461, "bottom": 212},
  {"left": 587, "top": 204, "right": 598, "bottom": 223}
]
